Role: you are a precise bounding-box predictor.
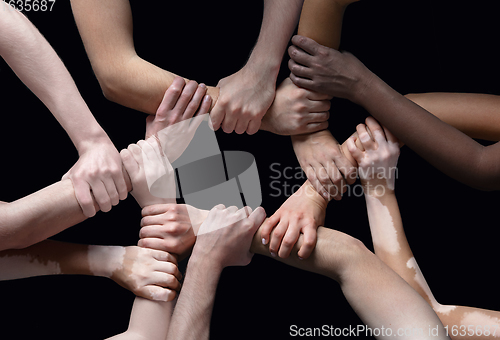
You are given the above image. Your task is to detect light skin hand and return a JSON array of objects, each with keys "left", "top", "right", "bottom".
[
  {"left": 288, "top": 35, "right": 375, "bottom": 104},
  {"left": 139, "top": 204, "right": 209, "bottom": 260},
  {"left": 62, "top": 138, "right": 128, "bottom": 217},
  {"left": 260, "top": 180, "right": 327, "bottom": 259},
  {"left": 210, "top": 66, "right": 276, "bottom": 135},
  {"left": 110, "top": 246, "right": 182, "bottom": 302},
  {"left": 292, "top": 129, "right": 357, "bottom": 201},
  {"left": 192, "top": 205, "right": 267, "bottom": 270},
  {"left": 346, "top": 117, "right": 400, "bottom": 195},
  {"left": 145, "top": 77, "right": 212, "bottom": 163},
  {"left": 120, "top": 138, "right": 175, "bottom": 208},
  {"left": 260, "top": 77, "right": 331, "bottom": 136}
]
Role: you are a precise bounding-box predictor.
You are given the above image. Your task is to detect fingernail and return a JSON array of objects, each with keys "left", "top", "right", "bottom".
[
  {"left": 199, "top": 83, "right": 206, "bottom": 89},
  {"left": 298, "top": 256, "right": 304, "bottom": 260},
  {"left": 270, "top": 251, "right": 276, "bottom": 257},
  {"left": 262, "top": 238, "right": 267, "bottom": 245}
]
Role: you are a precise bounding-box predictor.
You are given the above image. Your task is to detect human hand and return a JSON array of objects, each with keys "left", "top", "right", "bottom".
[
  {"left": 192, "top": 205, "right": 266, "bottom": 270},
  {"left": 260, "top": 180, "right": 326, "bottom": 259},
  {"left": 139, "top": 204, "right": 209, "bottom": 259},
  {"left": 108, "top": 246, "right": 182, "bottom": 302},
  {"left": 210, "top": 66, "right": 276, "bottom": 135},
  {"left": 62, "top": 138, "right": 127, "bottom": 218},
  {"left": 292, "top": 129, "right": 357, "bottom": 201},
  {"left": 145, "top": 76, "right": 212, "bottom": 163},
  {"left": 346, "top": 117, "right": 400, "bottom": 196},
  {"left": 260, "top": 77, "right": 331, "bottom": 135},
  {"left": 120, "top": 138, "right": 175, "bottom": 208},
  {"left": 288, "top": 35, "right": 375, "bottom": 104}
]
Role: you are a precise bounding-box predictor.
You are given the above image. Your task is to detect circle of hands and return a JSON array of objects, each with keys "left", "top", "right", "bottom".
[{"left": 107, "top": 52, "right": 400, "bottom": 302}]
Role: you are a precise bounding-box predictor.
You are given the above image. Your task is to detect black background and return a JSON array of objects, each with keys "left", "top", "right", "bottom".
[{"left": 0, "top": 0, "right": 499, "bottom": 339}]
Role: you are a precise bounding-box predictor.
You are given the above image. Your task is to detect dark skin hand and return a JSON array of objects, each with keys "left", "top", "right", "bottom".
[{"left": 288, "top": 35, "right": 500, "bottom": 191}]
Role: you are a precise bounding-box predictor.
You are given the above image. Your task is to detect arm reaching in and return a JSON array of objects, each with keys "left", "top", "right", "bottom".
[
  {"left": 0, "top": 239, "right": 181, "bottom": 301},
  {"left": 210, "top": 0, "right": 303, "bottom": 134},
  {"left": 289, "top": 35, "right": 500, "bottom": 190},
  {"left": 166, "top": 205, "right": 266, "bottom": 340},
  {"left": 349, "top": 117, "right": 500, "bottom": 339},
  {"left": 70, "top": 0, "right": 219, "bottom": 115},
  {"left": 0, "top": 3, "right": 127, "bottom": 217}
]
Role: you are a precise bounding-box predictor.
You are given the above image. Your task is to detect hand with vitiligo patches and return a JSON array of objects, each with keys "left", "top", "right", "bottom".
[{"left": 346, "top": 117, "right": 400, "bottom": 196}]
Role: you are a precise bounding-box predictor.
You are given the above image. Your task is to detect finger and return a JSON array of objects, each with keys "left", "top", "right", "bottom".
[
  {"left": 172, "top": 80, "right": 198, "bottom": 116},
  {"left": 150, "top": 249, "right": 178, "bottom": 266},
  {"left": 288, "top": 43, "right": 315, "bottom": 66},
  {"left": 291, "top": 35, "right": 322, "bottom": 56},
  {"left": 288, "top": 59, "right": 314, "bottom": 79},
  {"left": 156, "top": 77, "right": 186, "bottom": 116},
  {"left": 148, "top": 272, "right": 181, "bottom": 291},
  {"left": 247, "top": 206, "right": 266, "bottom": 235},
  {"left": 195, "top": 94, "right": 212, "bottom": 116},
  {"left": 269, "top": 219, "right": 289, "bottom": 257},
  {"left": 289, "top": 72, "right": 316, "bottom": 92},
  {"left": 260, "top": 213, "right": 280, "bottom": 246},
  {"left": 72, "top": 178, "right": 96, "bottom": 218},
  {"left": 112, "top": 168, "right": 128, "bottom": 201},
  {"left": 316, "top": 163, "right": 338, "bottom": 200},
  {"left": 305, "top": 90, "right": 332, "bottom": 101},
  {"left": 365, "top": 116, "right": 387, "bottom": 144},
  {"left": 138, "top": 237, "right": 169, "bottom": 252},
  {"left": 221, "top": 113, "right": 237, "bottom": 134},
  {"left": 61, "top": 168, "right": 71, "bottom": 181},
  {"left": 356, "top": 123, "right": 377, "bottom": 151},
  {"left": 246, "top": 118, "right": 261, "bottom": 135},
  {"left": 234, "top": 118, "right": 250, "bottom": 135},
  {"left": 141, "top": 203, "right": 172, "bottom": 217},
  {"left": 209, "top": 97, "right": 225, "bottom": 131},
  {"left": 128, "top": 143, "right": 144, "bottom": 165},
  {"left": 346, "top": 136, "right": 364, "bottom": 164},
  {"left": 154, "top": 261, "right": 182, "bottom": 283},
  {"left": 297, "top": 226, "right": 318, "bottom": 260},
  {"left": 89, "top": 180, "right": 112, "bottom": 213},
  {"left": 101, "top": 176, "right": 120, "bottom": 207},
  {"left": 139, "top": 285, "right": 177, "bottom": 302},
  {"left": 120, "top": 148, "right": 139, "bottom": 180},
  {"left": 182, "top": 83, "right": 207, "bottom": 120},
  {"left": 225, "top": 206, "right": 239, "bottom": 215},
  {"left": 139, "top": 225, "right": 165, "bottom": 239},
  {"left": 305, "top": 121, "right": 329, "bottom": 134},
  {"left": 304, "top": 166, "right": 330, "bottom": 201},
  {"left": 278, "top": 223, "right": 300, "bottom": 259},
  {"left": 304, "top": 111, "right": 330, "bottom": 124}
]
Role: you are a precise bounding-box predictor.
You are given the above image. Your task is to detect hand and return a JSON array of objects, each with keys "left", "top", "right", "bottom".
[
  {"left": 347, "top": 117, "right": 400, "bottom": 195},
  {"left": 139, "top": 204, "right": 209, "bottom": 259},
  {"left": 62, "top": 138, "right": 127, "bottom": 218},
  {"left": 210, "top": 66, "right": 276, "bottom": 135},
  {"left": 260, "top": 77, "right": 331, "bottom": 135},
  {"left": 120, "top": 138, "right": 175, "bottom": 208},
  {"left": 192, "top": 205, "right": 266, "bottom": 269},
  {"left": 292, "top": 129, "right": 357, "bottom": 201},
  {"left": 288, "top": 35, "right": 375, "bottom": 104},
  {"left": 109, "top": 246, "right": 182, "bottom": 302},
  {"left": 145, "top": 77, "right": 212, "bottom": 163},
  {"left": 260, "top": 180, "right": 326, "bottom": 259}
]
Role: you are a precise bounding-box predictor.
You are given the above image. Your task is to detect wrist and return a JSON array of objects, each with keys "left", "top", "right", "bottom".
[
  {"left": 73, "top": 126, "right": 112, "bottom": 154},
  {"left": 362, "top": 179, "right": 395, "bottom": 198},
  {"left": 243, "top": 57, "right": 280, "bottom": 85},
  {"left": 298, "top": 180, "right": 329, "bottom": 211},
  {"left": 87, "top": 245, "right": 126, "bottom": 278},
  {"left": 189, "top": 248, "right": 224, "bottom": 275}
]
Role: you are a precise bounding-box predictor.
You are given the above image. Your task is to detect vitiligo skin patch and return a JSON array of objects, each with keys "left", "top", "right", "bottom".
[
  {"left": 0, "top": 254, "right": 61, "bottom": 280},
  {"left": 366, "top": 195, "right": 401, "bottom": 255},
  {"left": 87, "top": 245, "right": 125, "bottom": 278}
]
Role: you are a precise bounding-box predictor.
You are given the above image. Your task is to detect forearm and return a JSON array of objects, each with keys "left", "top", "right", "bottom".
[
  {"left": 109, "top": 298, "right": 176, "bottom": 340},
  {"left": 297, "top": 0, "right": 358, "bottom": 49},
  {"left": 0, "top": 239, "right": 126, "bottom": 280},
  {"left": 251, "top": 226, "right": 448, "bottom": 337},
  {"left": 405, "top": 92, "right": 500, "bottom": 141},
  {"left": 357, "top": 76, "right": 500, "bottom": 190},
  {"left": 0, "top": 7, "right": 107, "bottom": 150},
  {"left": 248, "top": 0, "right": 303, "bottom": 77},
  {"left": 99, "top": 55, "right": 219, "bottom": 115},
  {"left": 166, "top": 255, "right": 221, "bottom": 340}
]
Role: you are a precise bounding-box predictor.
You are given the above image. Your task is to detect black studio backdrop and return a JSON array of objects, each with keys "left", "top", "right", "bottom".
[{"left": 0, "top": 1, "right": 499, "bottom": 339}]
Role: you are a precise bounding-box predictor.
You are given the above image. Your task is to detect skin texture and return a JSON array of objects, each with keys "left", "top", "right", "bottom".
[
  {"left": 0, "top": 2, "right": 127, "bottom": 218},
  {"left": 288, "top": 35, "right": 500, "bottom": 190},
  {"left": 350, "top": 118, "right": 500, "bottom": 339}
]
